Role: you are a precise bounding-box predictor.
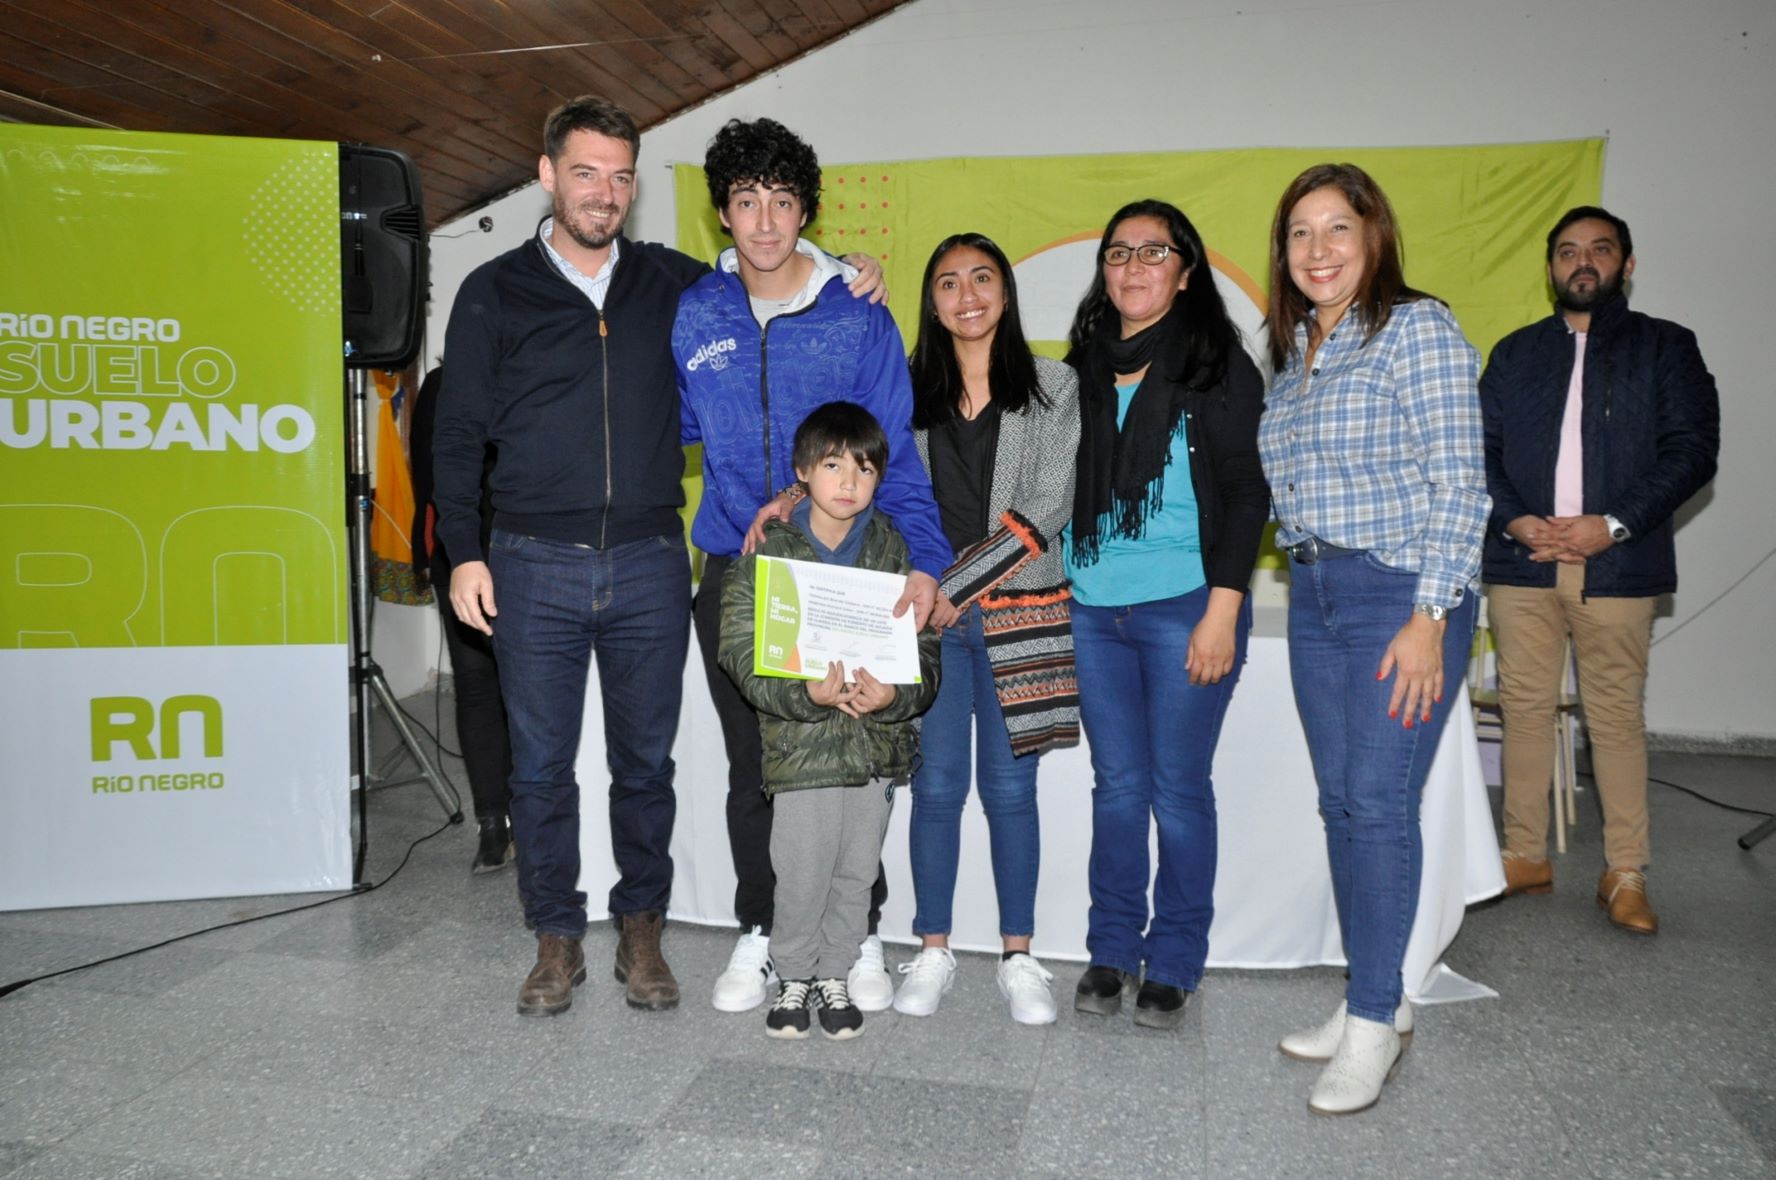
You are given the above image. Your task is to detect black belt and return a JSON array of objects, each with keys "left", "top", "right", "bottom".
[{"left": 1285, "top": 535, "right": 1366, "bottom": 564}]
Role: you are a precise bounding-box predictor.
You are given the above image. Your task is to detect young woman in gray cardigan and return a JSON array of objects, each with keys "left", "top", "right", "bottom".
[{"left": 895, "top": 232, "right": 1081, "bottom": 1025}]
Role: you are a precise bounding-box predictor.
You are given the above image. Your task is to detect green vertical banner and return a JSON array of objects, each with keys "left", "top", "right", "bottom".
[{"left": 0, "top": 125, "right": 351, "bottom": 908}]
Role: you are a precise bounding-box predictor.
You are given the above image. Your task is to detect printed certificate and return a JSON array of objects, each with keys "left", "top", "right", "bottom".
[{"left": 753, "top": 556, "right": 922, "bottom": 684}]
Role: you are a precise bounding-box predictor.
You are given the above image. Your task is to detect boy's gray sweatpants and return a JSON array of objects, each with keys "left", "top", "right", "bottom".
[{"left": 768, "top": 778, "right": 895, "bottom": 981}]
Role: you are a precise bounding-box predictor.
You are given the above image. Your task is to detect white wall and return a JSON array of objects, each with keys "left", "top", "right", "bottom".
[{"left": 420, "top": 0, "right": 1775, "bottom": 743}]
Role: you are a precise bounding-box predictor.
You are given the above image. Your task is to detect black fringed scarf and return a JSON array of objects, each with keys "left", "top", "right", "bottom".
[{"left": 1069, "top": 302, "right": 1194, "bottom": 565}]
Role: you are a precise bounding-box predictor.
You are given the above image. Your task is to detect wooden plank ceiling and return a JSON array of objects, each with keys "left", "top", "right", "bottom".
[{"left": 0, "top": 0, "right": 908, "bottom": 229}]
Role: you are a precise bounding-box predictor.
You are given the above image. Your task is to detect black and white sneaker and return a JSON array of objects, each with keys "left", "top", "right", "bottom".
[
  {"left": 765, "top": 978, "right": 813, "bottom": 1040},
  {"left": 813, "top": 977, "right": 864, "bottom": 1040}
]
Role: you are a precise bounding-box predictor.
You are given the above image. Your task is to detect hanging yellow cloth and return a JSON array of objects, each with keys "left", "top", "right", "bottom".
[{"left": 371, "top": 369, "right": 430, "bottom": 605}]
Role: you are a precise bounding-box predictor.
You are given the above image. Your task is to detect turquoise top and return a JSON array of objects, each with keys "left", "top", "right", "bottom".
[{"left": 1064, "top": 382, "right": 1206, "bottom": 606}]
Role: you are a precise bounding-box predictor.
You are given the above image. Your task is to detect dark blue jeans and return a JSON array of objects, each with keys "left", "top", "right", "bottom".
[
  {"left": 1286, "top": 553, "right": 1476, "bottom": 1024},
  {"left": 1074, "top": 587, "right": 1250, "bottom": 991},
  {"left": 909, "top": 604, "right": 1042, "bottom": 938},
  {"left": 489, "top": 529, "right": 691, "bottom": 936}
]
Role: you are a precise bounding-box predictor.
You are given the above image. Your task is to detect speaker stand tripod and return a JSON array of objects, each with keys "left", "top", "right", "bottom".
[{"left": 344, "top": 366, "right": 461, "bottom": 884}]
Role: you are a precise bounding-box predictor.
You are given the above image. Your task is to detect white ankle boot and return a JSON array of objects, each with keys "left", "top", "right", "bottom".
[
  {"left": 1278, "top": 998, "right": 1413, "bottom": 1063},
  {"left": 1308, "top": 1013, "right": 1403, "bottom": 1115}
]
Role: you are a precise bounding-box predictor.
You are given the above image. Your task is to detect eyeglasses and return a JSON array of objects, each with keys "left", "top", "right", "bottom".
[{"left": 1101, "top": 244, "right": 1181, "bottom": 267}]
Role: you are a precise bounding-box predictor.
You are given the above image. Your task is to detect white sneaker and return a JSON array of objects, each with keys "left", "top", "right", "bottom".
[
  {"left": 996, "top": 953, "right": 1057, "bottom": 1025},
  {"left": 892, "top": 946, "right": 957, "bottom": 1017},
  {"left": 847, "top": 935, "right": 894, "bottom": 1012},
  {"left": 712, "top": 926, "right": 775, "bottom": 1012},
  {"left": 1308, "top": 1014, "right": 1403, "bottom": 1115},
  {"left": 1279, "top": 999, "right": 1414, "bottom": 1063}
]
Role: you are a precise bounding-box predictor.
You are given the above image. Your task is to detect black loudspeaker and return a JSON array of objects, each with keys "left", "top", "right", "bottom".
[{"left": 339, "top": 144, "right": 427, "bottom": 369}]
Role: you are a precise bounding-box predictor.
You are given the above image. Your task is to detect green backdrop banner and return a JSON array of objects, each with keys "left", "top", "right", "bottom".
[
  {"left": 1, "top": 124, "right": 347, "bottom": 648},
  {"left": 674, "top": 140, "right": 1604, "bottom": 569},
  {"left": 675, "top": 139, "right": 1604, "bottom": 360}
]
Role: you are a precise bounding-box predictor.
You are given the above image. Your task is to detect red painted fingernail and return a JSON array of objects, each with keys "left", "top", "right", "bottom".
[
  {"left": 1388, "top": 709, "right": 1398, "bottom": 719},
  {"left": 1404, "top": 719, "right": 1414, "bottom": 729}
]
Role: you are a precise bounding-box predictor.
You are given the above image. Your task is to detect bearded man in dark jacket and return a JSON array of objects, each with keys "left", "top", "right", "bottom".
[
  {"left": 1479, "top": 205, "right": 1719, "bottom": 936},
  {"left": 434, "top": 96, "right": 705, "bottom": 1018}
]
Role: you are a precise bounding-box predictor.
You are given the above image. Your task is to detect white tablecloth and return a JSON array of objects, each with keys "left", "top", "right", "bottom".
[{"left": 573, "top": 605, "right": 1505, "bottom": 1002}]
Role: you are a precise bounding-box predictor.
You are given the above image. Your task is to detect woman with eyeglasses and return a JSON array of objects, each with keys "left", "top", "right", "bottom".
[
  {"left": 1258, "top": 164, "right": 1485, "bottom": 1114},
  {"left": 893, "top": 232, "right": 1081, "bottom": 1026},
  {"left": 1062, "top": 200, "right": 1269, "bottom": 1029}
]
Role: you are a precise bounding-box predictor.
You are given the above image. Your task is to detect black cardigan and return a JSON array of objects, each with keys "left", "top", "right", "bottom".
[{"left": 1072, "top": 336, "right": 1271, "bottom": 593}]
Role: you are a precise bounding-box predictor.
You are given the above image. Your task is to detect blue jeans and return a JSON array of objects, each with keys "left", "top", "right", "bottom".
[
  {"left": 1074, "top": 587, "right": 1250, "bottom": 991},
  {"left": 1286, "top": 553, "right": 1476, "bottom": 1024},
  {"left": 909, "top": 604, "right": 1042, "bottom": 938},
  {"left": 489, "top": 530, "right": 691, "bottom": 936}
]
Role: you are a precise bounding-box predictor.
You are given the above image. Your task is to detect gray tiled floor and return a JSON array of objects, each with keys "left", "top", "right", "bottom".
[{"left": 2, "top": 689, "right": 1772, "bottom": 1179}]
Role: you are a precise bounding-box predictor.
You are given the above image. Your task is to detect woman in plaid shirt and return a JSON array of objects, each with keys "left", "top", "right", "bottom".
[{"left": 1257, "top": 164, "right": 1488, "bottom": 1116}]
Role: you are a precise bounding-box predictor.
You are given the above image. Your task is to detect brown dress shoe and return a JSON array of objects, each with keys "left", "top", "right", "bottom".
[
  {"left": 1500, "top": 852, "right": 1553, "bottom": 897},
  {"left": 1597, "top": 867, "right": 1659, "bottom": 935},
  {"left": 517, "top": 933, "right": 586, "bottom": 1017},
  {"left": 614, "top": 910, "right": 680, "bottom": 1010}
]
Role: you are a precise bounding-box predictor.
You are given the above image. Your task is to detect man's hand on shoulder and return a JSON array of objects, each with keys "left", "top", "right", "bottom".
[
  {"left": 450, "top": 561, "right": 497, "bottom": 636},
  {"left": 841, "top": 253, "right": 888, "bottom": 306},
  {"left": 743, "top": 485, "right": 803, "bottom": 554}
]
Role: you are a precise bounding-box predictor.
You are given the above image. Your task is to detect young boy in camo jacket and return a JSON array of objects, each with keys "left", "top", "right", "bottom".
[{"left": 717, "top": 402, "right": 940, "bottom": 1039}]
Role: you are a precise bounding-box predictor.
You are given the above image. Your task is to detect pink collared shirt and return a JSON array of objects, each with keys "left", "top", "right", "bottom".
[{"left": 1553, "top": 330, "right": 1587, "bottom": 517}]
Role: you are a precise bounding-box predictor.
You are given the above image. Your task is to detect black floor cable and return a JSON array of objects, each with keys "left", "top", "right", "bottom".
[
  {"left": 1651, "top": 774, "right": 1775, "bottom": 824},
  {"left": 415, "top": 696, "right": 464, "bottom": 763},
  {"left": 0, "top": 811, "right": 457, "bottom": 1002},
  {"left": 1651, "top": 774, "right": 1776, "bottom": 850},
  {"left": 1569, "top": 765, "right": 1775, "bottom": 850}
]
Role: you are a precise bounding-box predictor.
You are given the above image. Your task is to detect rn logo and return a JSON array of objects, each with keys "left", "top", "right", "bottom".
[{"left": 89, "top": 694, "right": 226, "bottom": 794}]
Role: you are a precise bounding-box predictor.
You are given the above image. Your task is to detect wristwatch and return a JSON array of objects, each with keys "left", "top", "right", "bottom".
[
  {"left": 1413, "top": 603, "right": 1449, "bottom": 623},
  {"left": 1603, "top": 514, "right": 1631, "bottom": 542}
]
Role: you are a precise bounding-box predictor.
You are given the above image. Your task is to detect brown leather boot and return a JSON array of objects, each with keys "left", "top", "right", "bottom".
[
  {"left": 1500, "top": 851, "right": 1553, "bottom": 897},
  {"left": 1597, "top": 867, "right": 1658, "bottom": 935},
  {"left": 517, "top": 933, "right": 586, "bottom": 1017},
  {"left": 614, "top": 910, "right": 680, "bottom": 1010}
]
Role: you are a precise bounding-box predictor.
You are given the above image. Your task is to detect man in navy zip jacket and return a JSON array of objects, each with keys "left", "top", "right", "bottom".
[
  {"left": 1480, "top": 206, "right": 1718, "bottom": 935},
  {"left": 436, "top": 98, "right": 886, "bottom": 1019},
  {"left": 435, "top": 96, "right": 701, "bottom": 1018},
  {"left": 674, "top": 118, "right": 950, "bottom": 1016}
]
